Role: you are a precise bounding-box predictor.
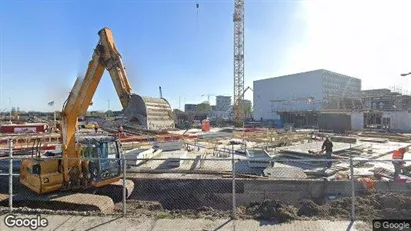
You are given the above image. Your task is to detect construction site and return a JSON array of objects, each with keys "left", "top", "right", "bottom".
[{"left": 0, "top": 2, "right": 410, "bottom": 230}]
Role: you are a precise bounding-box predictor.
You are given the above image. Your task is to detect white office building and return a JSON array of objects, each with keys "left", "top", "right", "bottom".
[{"left": 253, "top": 69, "right": 362, "bottom": 121}]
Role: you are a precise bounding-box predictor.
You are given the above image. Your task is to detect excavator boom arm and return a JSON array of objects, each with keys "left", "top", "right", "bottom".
[
  {"left": 98, "top": 28, "right": 133, "bottom": 108},
  {"left": 61, "top": 27, "right": 133, "bottom": 152},
  {"left": 60, "top": 42, "right": 106, "bottom": 182}
]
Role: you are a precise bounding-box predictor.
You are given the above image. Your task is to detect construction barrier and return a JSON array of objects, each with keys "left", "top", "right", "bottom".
[{"left": 0, "top": 138, "right": 410, "bottom": 230}]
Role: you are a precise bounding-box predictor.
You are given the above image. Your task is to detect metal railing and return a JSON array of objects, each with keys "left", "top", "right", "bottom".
[{"left": 0, "top": 138, "right": 410, "bottom": 223}]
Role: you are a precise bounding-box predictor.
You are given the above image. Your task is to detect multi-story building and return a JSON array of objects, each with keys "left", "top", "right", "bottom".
[
  {"left": 215, "top": 96, "right": 231, "bottom": 112},
  {"left": 253, "top": 69, "right": 362, "bottom": 121},
  {"left": 184, "top": 104, "right": 198, "bottom": 112},
  {"left": 361, "top": 89, "right": 411, "bottom": 111}
]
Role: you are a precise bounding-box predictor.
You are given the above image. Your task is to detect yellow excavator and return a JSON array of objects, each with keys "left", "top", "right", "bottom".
[{"left": 17, "top": 27, "right": 174, "bottom": 211}]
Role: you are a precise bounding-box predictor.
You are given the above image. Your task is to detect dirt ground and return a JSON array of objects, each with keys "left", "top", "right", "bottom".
[
  {"left": 1, "top": 192, "right": 410, "bottom": 224},
  {"left": 109, "top": 192, "right": 411, "bottom": 222},
  {"left": 115, "top": 200, "right": 232, "bottom": 219},
  {"left": 238, "top": 192, "right": 411, "bottom": 223}
]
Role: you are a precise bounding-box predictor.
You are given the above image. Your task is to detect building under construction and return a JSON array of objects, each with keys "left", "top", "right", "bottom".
[
  {"left": 252, "top": 69, "right": 411, "bottom": 132},
  {"left": 253, "top": 69, "right": 362, "bottom": 127},
  {"left": 361, "top": 88, "right": 411, "bottom": 130}
]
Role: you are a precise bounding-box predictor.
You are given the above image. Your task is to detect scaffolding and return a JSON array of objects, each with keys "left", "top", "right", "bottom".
[
  {"left": 361, "top": 86, "right": 411, "bottom": 111},
  {"left": 264, "top": 70, "right": 411, "bottom": 129}
]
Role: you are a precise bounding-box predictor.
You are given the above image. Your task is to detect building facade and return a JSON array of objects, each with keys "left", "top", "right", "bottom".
[
  {"left": 253, "top": 69, "right": 362, "bottom": 120},
  {"left": 215, "top": 96, "right": 231, "bottom": 112},
  {"left": 184, "top": 104, "right": 198, "bottom": 112},
  {"left": 361, "top": 88, "right": 411, "bottom": 111}
]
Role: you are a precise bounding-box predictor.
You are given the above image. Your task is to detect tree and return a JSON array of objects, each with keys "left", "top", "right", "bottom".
[
  {"left": 243, "top": 105, "right": 252, "bottom": 118},
  {"left": 239, "top": 100, "right": 252, "bottom": 119},
  {"left": 196, "top": 102, "right": 212, "bottom": 114}
]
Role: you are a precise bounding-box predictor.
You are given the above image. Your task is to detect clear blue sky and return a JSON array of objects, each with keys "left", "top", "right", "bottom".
[{"left": 0, "top": 0, "right": 301, "bottom": 112}]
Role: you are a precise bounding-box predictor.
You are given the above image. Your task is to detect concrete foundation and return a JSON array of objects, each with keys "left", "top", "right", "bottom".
[
  {"left": 381, "top": 111, "right": 411, "bottom": 132},
  {"left": 129, "top": 177, "right": 411, "bottom": 209}
]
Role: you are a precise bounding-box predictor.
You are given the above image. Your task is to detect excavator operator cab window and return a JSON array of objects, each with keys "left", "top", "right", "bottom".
[
  {"left": 108, "top": 142, "right": 119, "bottom": 159},
  {"left": 97, "top": 140, "right": 121, "bottom": 180},
  {"left": 84, "top": 144, "right": 100, "bottom": 181},
  {"left": 81, "top": 145, "right": 98, "bottom": 160},
  {"left": 117, "top": 141, "right": 123, "bottom": 151},
  {"left": 32, "top": 164, "right": 41, "bottom": 175}
]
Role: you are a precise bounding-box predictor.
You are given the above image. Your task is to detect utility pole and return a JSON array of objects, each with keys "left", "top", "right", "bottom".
[
  {"left": 8, "top": 97, "right": 11, "bottom": 124},
  {"left": 233, "top": 0, "right": 245, "bottom": 126},
  {"left": 107, "top": 100, "right": 110, "bottom": 118},
  {"left": 53, "top": 102, "right": 56, "bottom": 129}
]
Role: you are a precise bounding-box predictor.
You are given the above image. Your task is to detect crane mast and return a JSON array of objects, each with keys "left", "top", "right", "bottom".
[{"left": 233, "top": 0, "right": 245, "bottom": 126}]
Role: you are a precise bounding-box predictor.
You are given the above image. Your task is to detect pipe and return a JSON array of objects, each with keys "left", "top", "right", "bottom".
[{"left": 159, "top": 86, "right": 163, "bottom": 98}]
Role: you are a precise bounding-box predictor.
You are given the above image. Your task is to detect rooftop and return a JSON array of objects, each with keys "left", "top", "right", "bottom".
[{"left": 254, "top": 69, "right": 360, "bottom": 83}]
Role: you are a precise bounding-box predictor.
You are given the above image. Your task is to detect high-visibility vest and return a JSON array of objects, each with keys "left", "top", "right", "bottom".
[
  {"left": 360, "top": 177, "right": 375, "bottom": 190},
  {"left": 393, "top": 150, "right": 404, "bottom": 159}
]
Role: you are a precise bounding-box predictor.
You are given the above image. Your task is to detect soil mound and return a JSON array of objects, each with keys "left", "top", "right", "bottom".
[
  {"left": 241, "top": 199, "right": 298, "bottom": 223},
  {"left": 239, "top": 193, "right": 411, "bottom": 223}
]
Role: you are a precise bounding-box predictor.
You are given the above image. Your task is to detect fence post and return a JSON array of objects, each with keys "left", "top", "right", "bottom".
[
  {"left": 231, "top": 144, "right": 237, "bottom": 219},
  {"left": 349, "top": 143, "right": 356, "bottom": 221},
  {"left": 9, "top": 138, "right": 13, "bottom": 213},
  {"left": 122, "top": 154, "right": 126, "bottom": 217}
]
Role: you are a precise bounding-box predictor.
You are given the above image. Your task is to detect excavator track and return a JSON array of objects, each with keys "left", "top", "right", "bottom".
[{"left": 0, "top": 179, "right": 134, "bottom": 213}]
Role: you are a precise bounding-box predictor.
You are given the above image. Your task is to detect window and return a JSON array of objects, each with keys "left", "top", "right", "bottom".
[{"left": 108, "top": 142, "right": 118, "bottom": 159}]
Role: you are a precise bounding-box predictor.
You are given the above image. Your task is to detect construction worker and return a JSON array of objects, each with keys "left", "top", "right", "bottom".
[
  {"left": 392, "top": 148, "right": 407, "bottom": 178},
  {"left": 321, "top": 136, "right": 333, "bottom": 168}
]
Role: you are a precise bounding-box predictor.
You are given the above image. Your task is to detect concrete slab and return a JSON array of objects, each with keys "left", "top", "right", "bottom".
[
  {"left": 164, "top": 150, "right": 187, "bottom": 168},
  {"left": 197, "top": 131, "right": 233, "bottom": 139},
  {"left": 123, "top": 148, "right": 163, "bottom": 166},
  {"left": 154, "top": 141, "right": 183, "bottom": 151},
  {"left": 278, "top": 142, "right": 358, "bottom": 155},
  {"left": 355, "top": 141, "right": 411, "bottom": 158},
  {"left": 357, "top": 137, "right": 388, "bottom": 143},
  {"left": 168, "top": 128, "right": 232, "bottom": 136},
  {"left": 264, "top": 166, "right": 307, "bottom": 179},
  {"left": 246, "top": 149, "right": 272, "bottom": 168}
]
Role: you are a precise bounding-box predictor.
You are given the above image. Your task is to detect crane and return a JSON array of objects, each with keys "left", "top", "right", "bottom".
[
  {"left": 201, "top": 94, "right": 216, "bottom": 103},
  {"left": 234, "top": 86, "right": 253, "bottom": 118},
  {"left": 233, "top": 0, "right": 245, "bottom": 126},
  {"left": 193, "top": 1, "right": 245, "bottom": 126}
]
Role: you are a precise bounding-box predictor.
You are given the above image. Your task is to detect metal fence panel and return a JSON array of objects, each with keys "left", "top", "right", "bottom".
[{"left": 1, "top": 138, "right": 411, "bottom": 231}]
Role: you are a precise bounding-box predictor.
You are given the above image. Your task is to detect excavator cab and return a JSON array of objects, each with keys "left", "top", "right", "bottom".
[
  {"left": 20, "top": 135, "right": 123, "bottom": 194},
  {"left": 78, "top": 136, "right": 122, "bottom": 184}
]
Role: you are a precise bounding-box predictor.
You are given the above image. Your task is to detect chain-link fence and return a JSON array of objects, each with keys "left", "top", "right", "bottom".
[{"left": 0, "top": 138, "right": 411, "bottom": 225}]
